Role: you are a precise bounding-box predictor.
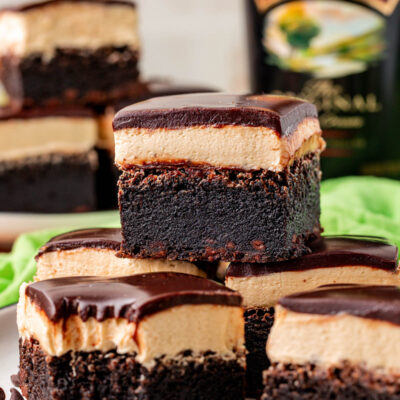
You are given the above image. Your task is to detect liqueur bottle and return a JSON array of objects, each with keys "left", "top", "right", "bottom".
[{"left": 246, "top": 0, "right": 400, "bottom": 179}]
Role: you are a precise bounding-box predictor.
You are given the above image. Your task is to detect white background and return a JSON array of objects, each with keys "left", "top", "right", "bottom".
[{"left": 0, "top": 0, "right": 250, "bottom": 92}]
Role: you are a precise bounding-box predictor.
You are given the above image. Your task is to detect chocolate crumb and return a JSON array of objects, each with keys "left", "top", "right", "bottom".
[
  {"left": 11, "top": 374, "right": 20, "bottom": 388},
  {"left": 10, "top": 388, "right": 24, "bottom": 400}
]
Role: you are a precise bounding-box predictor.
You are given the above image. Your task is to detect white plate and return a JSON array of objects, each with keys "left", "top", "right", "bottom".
[
  {"left": 0, "top": 304, "right": 19, "bottom": 396},
  {"left": 0, "top": 210, "right": 118, "bottom": 249}
]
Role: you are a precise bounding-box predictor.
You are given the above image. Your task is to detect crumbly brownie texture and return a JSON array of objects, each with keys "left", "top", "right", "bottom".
[
  {"left": 262, "top": 362, "right": 400, "bottom": 400},
  {"left": 245, "top": 307, "right": 274, "bottom": 398},
  {"left": 0, "top": 152, "right": 97, "bottom": 213},
  {"left": 19, "top": 338, "right": 245, "bottom": 400},
  {"left": 118, "top": 153, "right": 321, "bottom": 262},
  {"left": 2, "top": 46, "right": 140, "bottom": 109}
]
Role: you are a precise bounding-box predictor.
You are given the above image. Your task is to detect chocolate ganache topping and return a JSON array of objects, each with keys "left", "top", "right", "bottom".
[
  {"left": 226, "top": 236, "right": 399, "bottom": 277},
  {"left": 279, "top": 284, "right": 400, "bottom": 326},
  {"left": 36, "top": 228, "right": 122, "bottom": 259},
  {"left": 113, "top": 93, "right": 318, "bottom": 136},
  {"left": 26, "top": 272, "right": 242, "bottom": 323}
]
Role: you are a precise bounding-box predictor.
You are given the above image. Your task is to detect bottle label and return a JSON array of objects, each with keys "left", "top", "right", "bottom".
[
  {"left": 263, "top": 1, "right": 385, "bottom": 78},
  {"left": 248, "top": 0, "right": 400, "bottom": 179},
  {"left": 255, "top": 0, "right": 400, "bottom": 16}
]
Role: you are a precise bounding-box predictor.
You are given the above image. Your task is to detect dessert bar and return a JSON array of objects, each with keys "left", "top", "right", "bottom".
[
  {"left": 18, "top": 273, "right": 245, "bottom": 400},
  {"left": 0, "top": 0, "right": 140, "bottom": 111},
  {"left": 114, "top": 93, "right": 325, "bottom": 262},
  {"left": 263, "top": 285, "right": 400, "bottom": 399},
  {"left": 226, "top": 236, "right": 400, "bottom": 397},
  {"left": 0, "top": 107, "right": 97, "bottom": 212}
]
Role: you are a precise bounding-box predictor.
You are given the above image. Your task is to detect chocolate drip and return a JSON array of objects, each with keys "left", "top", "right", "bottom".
[
  {"left": 36, "top": 228, "right": 122, "bottom": 259},
  {"left": 26, "top": 272, "right": 241, "bottom": 323},
  {"left": 279, "top": 285, "right": 400, "bottom": 326},
  {"left": 113, "top": 93, "right": 318, "bottom": 136},
  {"left": 226, "top": 236, "right": 399, "bottom": 277}
]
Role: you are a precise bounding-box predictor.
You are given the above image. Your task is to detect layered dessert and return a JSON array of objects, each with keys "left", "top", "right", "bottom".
[
  {"left": 0, "top": 107, "right": 98, "bottom": 212},
  {"left": 225, "top": 236, "right": 400, "bottom": 397},
  {"left": 17, "top": 273, "right": 245, "bottom": 400},
  {"left": 35, "top": 228, "right": 219, "bottom": 280},
  {"left": 0, "top": 0, "right": 141, "bottom": 112},
  {"left": 263, "top": 285, "right": 400, "bottom": 399},
  {"left": 114, "top": 93, "right": 325, "bottom": 262}
]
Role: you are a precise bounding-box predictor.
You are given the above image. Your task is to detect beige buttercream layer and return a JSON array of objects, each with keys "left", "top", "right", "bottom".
[
  {"left": 0, "top": 2, "right": 139, "bottom": 59},
  {"left": 0, "top": 116, "right": 97, "bottom": 162},
  {"left": 268, "top": 306, "right": 400, "bottom": 374},
  {"left": 35, "top": 248, "right": 208, "bottom": 281},
  {"left": 17, "top": 289, "right": 245, "bottom": 367},
  {"left": 114, "top": 118, "right": 324, "bottom": 171},
  {"left": 225, "top": 266, "right": 400, "bottom": 308}
]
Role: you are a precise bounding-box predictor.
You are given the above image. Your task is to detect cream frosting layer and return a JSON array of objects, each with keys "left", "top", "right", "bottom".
[
  {"left": 268, "top": 306, "right": 400, "bottom": 374},
  {"left": 35, "top": 248, "right": 208, "bottom": 281},
  {"left": 225, "top": 266, "right": 400, "bottom": 308},
  {"left": 17, "top": 288, "right": 245, "bottom": 367},
  {"left": 0, "top": 116, "right": 97, "bottom": 162},
  {"left": 114, "top": 118, "right": 324, "bottom": 171},
  {"left": 0, "top": 2, "right": 139, "bottom": 60}
]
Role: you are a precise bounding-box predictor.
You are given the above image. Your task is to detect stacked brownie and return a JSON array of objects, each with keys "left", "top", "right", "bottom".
[
  {"left": 17, "top": 273, "right": 246, "bottom": 399},
  {"left": 15, "top": 90, "right": 400, "bottom": 399},
  {"left": 0, "top": 107, "right": 98, "bottom": 212},
  {"left": 226, "top": 235, "right": 400, "bottom": 396},
  {"left": 264, "top": 285, "right": 400, "bottom": 399},
  {"left": 0, "top": 0, "right": 142, "bottom": 212},
  {"left": 111, "top": 92, "right": 326, "bottom": 395},
  {"left": 112, "top": 92, "right": 400, "bottom": 398},
  {"left": 113, "top": 93, "right": 325, "bottom": 262}
]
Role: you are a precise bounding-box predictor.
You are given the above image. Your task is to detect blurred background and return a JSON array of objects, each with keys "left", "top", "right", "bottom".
[{"left": 0, "top": 0, "right": 249, "bottom": 92}]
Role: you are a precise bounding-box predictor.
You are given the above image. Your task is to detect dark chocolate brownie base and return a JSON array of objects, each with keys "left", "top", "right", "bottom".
[
  {"left": 118, "top": 153, "right": 321, "bottom": 262},
  {"left": 262, "top": 362, "right": 400, "bottom": 399},
  {"left": 1, "top": 46, "right": 140, "bottom": 109},
  {"left": 0, "top": 152, "right": 97, "bottom": 213},
  {"left": 19, "top": 338, "right": 245, "bottom": 400},
  {"left": 245, "top": 307, "right": 274, "bottom": 399}
]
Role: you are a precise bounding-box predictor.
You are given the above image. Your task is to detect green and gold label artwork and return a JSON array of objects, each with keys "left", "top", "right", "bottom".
[{"left": 263, "top": 1, "right": 386, "bottom": 78}]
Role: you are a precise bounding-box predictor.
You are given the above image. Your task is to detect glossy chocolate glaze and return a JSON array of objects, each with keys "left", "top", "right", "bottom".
[
  {"left": 226, "top": 236, "right": 399, "bottom": 277},
  {"left": 113, "top": 81, "right": 217, "bottom": 112},
  {"left": 2, "top": 0, "right": 136, "bottom": 12},
  {"left": 25, "top": 272, "right": 242, "bottom": 322},
  {"left": 35, "top": 228, "right": 219, "bottom": 278},
  {"left": 0, "top": 105, "right": 93, "bottom": 121},
  {"left": 113, "top": 93, "right": 318, "bottom": 137},
  {"left": 35, "top": 228, "right": 122, "bottom": 260},
  {"left": 279, "top": 284, "right": 400, "bottom": 326}
]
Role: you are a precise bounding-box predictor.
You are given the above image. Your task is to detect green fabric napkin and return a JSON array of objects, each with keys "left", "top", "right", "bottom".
[
  {"left": 0, "top": 211, "right": 120, "bottom": 308},
  {"left": 1, "top": 176, "right": 400, "bottom": 309}
]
